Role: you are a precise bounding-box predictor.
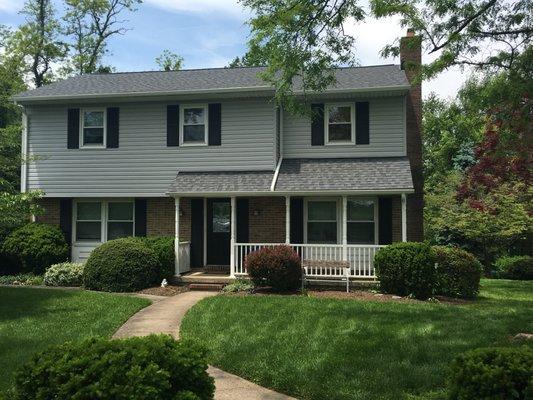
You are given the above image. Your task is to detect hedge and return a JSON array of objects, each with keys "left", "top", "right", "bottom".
[
  {"left": 246, "top": 245, "right": 301, "bottom": 291},
  {"left": 433, "top": 246, "right": 482, "bottom": 298}
]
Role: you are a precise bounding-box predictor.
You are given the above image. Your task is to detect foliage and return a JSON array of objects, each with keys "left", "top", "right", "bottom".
[
  {"left": 10, "top": 334, "right": 215, "bottom": 400},
  {"left": 43, "top": 262, "right": 84, "bottom": 286},
  {"left": 0, "top": 125, "right": 23, "bottom": 194},
  {"left": 2, "top": 223, "right": 68, "bottom": 275},
  {"left": 448, "top": 346, "right": 533, "bottom": 400},
  {"left": 0, "top": 273, "right": 43, "bottom": 286},
  {"left": 433, "top": 246, "right": 482, "bottom": 298},
  {"left": 494, "top": 255, "right": 533, "bottom": 280},
  {"left": 83, "top": 237, "right": 159, "bottom": 292},
  {"left": 0, "top": 191, "right": 42, "bottom": 240},
  {"left": 222, "top": 279, "right": 254, "bottom": 293},
  {"left": 137, "top": 236, "right": 175, "bottom": 281},
  {"left": 156, "top": 50, "right": 184, "bottom": 71},
  {"left": 227, "top": 41, "right": 268, "bottom": 67},
  {"left": 246, "top": 245, "right": 301, "bottom": 291},
  {"left": 374, "top": 242, "right": 437, "bottom": 299},
  {"left": 0, "top": 28, "right": 26, "bottom": 128}
]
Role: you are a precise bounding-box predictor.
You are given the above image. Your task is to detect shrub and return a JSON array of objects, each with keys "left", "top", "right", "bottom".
[
  {"left": 246, "top": 245, "right": 301, "bottom": 291},
  {"left": 433, "top": 246, "right": 483, "bottom": 298},
  {"left": 10, "top": 334, "right": 215, "bottom": 400},
  {"left": 222, "top": 279, "right": 254, "bottom": 293},
  {"left": 83, "top": 237, "right": 159, "bottom": 292},
  {"left": 138, "top": 236, "right": 175, "bottom": 280},
  {"left": 374, "top": 242, "right": 437, "bottom": 299},
  {"left": 448, "top": 346, "right": 532, "bottom": 400},
  {"left": 2, "top": 223, "right": 69, "bottom": 275},
  {"left": 0, "top": 273, "right": 43, "bottom": 286},
  {"left": 44, "top": 262, "right": 84, "bottom": 287},
  {"left": 494, "top": 255, "right": 533, "bottom": 280}
]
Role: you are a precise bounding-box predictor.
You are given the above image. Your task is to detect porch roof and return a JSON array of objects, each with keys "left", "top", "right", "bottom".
[{"left": 168, "top": 170, "right": 273, "bottom": 194}]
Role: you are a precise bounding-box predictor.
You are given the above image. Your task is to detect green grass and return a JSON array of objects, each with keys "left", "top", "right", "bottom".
[
  {"left": 181, "top": 279, "right": 533, "bottom": 400},
  {"left": 0, "top": 287, "right": 150, "bottom": 391}
]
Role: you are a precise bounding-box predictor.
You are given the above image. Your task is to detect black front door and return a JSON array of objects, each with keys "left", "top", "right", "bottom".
[{"left": 207, "top": 198, "right": 231, "bottom": 266}]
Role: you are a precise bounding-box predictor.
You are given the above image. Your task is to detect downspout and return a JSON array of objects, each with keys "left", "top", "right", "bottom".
[
  {"left": 270, "top": 105, "right": 284, "bottom": 192},
  {"left": 20, "top": 107, "right": 28, "bottom": 193}
]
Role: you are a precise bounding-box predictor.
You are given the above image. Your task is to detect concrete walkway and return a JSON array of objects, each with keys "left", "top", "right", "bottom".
[{"left": 114, "top": 291, "right": 295, "bottom": 400}]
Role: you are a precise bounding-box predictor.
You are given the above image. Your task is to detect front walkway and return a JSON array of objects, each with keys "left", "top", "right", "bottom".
[{"left": 113, "top": 291, "right": 295, "bottom": 400}]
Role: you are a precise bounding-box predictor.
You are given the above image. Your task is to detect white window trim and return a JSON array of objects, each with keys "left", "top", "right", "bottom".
[
  {"left": 324, "top": 103, "right": 355, "bottom": 145},
  {"left": 346, "top": 196, "right": 379, "bottom": 245},
  {"left": 72, "top": 199, "right": 135, "bottom": 244},
  {"left": 179, "top": 104, "right": 209, "bottom": 146},
  {"left": 304, "top": 197, "right": 341, "bottom": 244},
  {"left": 79, "top": 108, "right": 107, "bottom": 149}
]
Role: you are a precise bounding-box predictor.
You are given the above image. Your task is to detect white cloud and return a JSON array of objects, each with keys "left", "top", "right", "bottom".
[
  {"left": 0, "top": 0, "right": 23, "bottom": 13},
  {"left": 144, "top": 0, "right": 248, "bottom": 19}
]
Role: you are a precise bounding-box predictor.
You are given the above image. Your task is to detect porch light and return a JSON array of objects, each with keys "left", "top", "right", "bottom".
[
  {"left": 179, "top": 208, "right": 184, "bottom": 217},
  {"left": 253, "top": 209, "right": 261, "bottom": 216}
]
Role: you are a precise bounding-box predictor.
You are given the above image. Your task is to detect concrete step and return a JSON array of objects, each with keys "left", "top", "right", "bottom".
[{"left": 188, "top": 283, "right": 225, "bottom": 291}]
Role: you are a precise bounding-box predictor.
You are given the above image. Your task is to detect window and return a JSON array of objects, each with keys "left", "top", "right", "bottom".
[
  {"left": 306, "top": 200, "right": 338, "bottom": 244},
  {"left": 347, "top": 198, "right": 377, "bottom": 244},
  {"left": 107, "top": 202, "right": 134, "bottom": 240},
  {"left": 325, "top": 103, "right": 354, "bottom": 144},
  {"left": 76, "top": 202, "right": 102, "bottom": 241},
  {"left": 81, "top": 109, "right": 106, "bottom": 147},
  {"left": 212, "top": 202, "right": 230, "bottom": 233},
  {"left": 181, "top": 105, "right": 207, "bottom": 145}
]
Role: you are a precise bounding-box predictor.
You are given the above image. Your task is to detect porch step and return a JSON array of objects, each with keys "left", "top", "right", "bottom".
[{"left": 188, "top": 283, "right": 225, "bottom": 291}]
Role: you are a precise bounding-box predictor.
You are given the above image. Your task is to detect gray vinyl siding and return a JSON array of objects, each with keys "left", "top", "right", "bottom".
[
  {"left": 26, "top": 99, "right": 276, "bottom": 197},
  {"left": 283, "top": 96, "right": 406, "bottom": 158}
]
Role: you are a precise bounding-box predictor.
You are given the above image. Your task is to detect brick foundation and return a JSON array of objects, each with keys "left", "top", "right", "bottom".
[
  {"left": 35, "top": 198, "right": 60, "bottom": 226},
  {"left": 249, "top": 197, "right": 286, "bottom": 243}
]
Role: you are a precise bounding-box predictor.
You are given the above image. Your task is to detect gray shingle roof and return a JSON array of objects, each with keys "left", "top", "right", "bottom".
[
  {"left": 14, "top": 65, "right": 409, "bottom": 101},
  {"left": 168, "top": 170, "right": 274, "bottom": 194},
  {"left": 274, "top": 157, "right": 413, "bottom": 192}
]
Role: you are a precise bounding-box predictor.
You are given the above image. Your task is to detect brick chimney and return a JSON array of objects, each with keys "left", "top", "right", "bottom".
[{"left": 400, "top": 29, "right": 424, "bottom": 241}]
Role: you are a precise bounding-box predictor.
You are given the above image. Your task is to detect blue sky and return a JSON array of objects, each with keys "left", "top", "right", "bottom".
[{"left": 1, "top": 0, "right": 466, "bottom": 98}]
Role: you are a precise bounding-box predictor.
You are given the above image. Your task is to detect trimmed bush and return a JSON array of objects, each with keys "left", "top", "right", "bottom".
[
  {"left": 222, "top": 279, "right": 254, "bottom": 293},
  {"left": 10, "top": 334, "right": 215, "bottom": 400},
  {"left": 433, "top": 246, "right": 483, "bottom": 298},
  {"left": 246, "top": 245, "right": 301, "bottom": 291},
  {"left": 2, "top": 223, "right": 69, "bottom": 275},
  {"left": 44, "top": 262, "right": 84, "bottom": 287},
  {"left": 0, "top": 273, "right": 43, "bottom": 286},
  {"left": 448, "top": 346, "right": 532, "bottom": 400},
  {"left": 374, "top": 242, "right": 437, "bottom": 299},
  {"left": 494, "top": 255, "right": 533, "bottom": 280},
  {"left": 138, "top": 236, "right": 175, "bottom": 280},
  {"left": 83, "top": 237, "right": 159, "bottom": 292}
]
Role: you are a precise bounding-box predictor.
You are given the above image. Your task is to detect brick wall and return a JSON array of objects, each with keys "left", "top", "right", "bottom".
[
  {"left": 249, "top": 197, "right": 286, "bottom": 243},
  {"left": 400, "top": 30, "right": 424, "bottom": 241},
  {"left": 146, "top": 197, "right": 190, "bottom": 240},
  {"left": 35, "top": 198, "right": 60, "bottom": 226}
]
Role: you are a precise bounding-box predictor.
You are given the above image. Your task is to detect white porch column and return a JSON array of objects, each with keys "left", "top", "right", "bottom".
[
  {"left": 174, "top": 197, "right": 180, "bottom": 276},
  {"left": 342, "top": 195, "right": 348, "bottom": 260},
  {"left": 230, "top": 196, "right": 236, "bottom": 277},
  {"left": 285, "top": 196, "right": 291, "bottom": 244},
  {"left": 401, "top": 193, "right": 407, "bottom": 242}
]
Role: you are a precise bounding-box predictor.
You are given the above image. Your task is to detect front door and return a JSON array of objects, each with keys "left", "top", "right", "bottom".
[{"left": 206, "top": 198, "right": 231, "bottom": 265}]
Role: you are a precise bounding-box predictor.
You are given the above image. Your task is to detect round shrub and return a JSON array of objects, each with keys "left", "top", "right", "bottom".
[
  {"left": 246, "top": 245, "right": 301, "bottom": 291},
  {"left": 433, "top": 246, "right": 483, "bottom": 298},
  {"left": 44, "top": 262, "right": 84, "bottom": 287},
  {"left": 2, "top": 223, "right": 69, "bottom": 275},
  {"left": 448, "top": 346, "right": 532, "bottom": 400},
  {"left": 494, "top": 255, "right": 533, "bottom": 280},
  {"left": 10, "top": 334, "right": 215, "bottom": 400},
  {"left": 374, "top": 242, "right": 437, "bottom": 299},
  {"left": 83, "top": 237, "right": 159, "bottom": 292},
  {"left": 138, "top": 236, "right": 175, "bottom": 280}
]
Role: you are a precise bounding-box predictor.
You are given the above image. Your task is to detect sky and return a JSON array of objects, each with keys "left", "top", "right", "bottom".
[{"left": 0, "top": 0, "right": 468, "bottom": 99}]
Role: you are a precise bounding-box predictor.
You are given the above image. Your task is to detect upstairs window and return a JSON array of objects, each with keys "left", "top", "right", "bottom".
[
  {"left": 325, "top": 104, "right": 354, "bottom": 144},
  {"left": 181, "top": 105, "right": 207, "bottom": 145},
  {"left": 81, "top": 109, "right": 106, "bottom": 147},
  {"left": 347, "top": 198, "right": 377, "bottom": 244}
]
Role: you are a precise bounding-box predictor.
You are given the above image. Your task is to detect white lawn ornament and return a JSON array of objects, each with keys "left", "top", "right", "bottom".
[{"left": 161, "top": 279, "right": 168, "bottom": 288}]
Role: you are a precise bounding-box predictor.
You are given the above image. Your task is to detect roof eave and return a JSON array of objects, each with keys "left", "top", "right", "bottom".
[{"left": 166, "top": 188, "right": 415, "bottom": 197}]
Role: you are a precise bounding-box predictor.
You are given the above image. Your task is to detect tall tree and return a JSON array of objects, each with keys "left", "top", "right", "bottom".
[
  {"left": 63, "top": 0, "right": 141, "bottom": 75},
  {"left": 155, "top": 50, "right": 183, "bottom": 71}
]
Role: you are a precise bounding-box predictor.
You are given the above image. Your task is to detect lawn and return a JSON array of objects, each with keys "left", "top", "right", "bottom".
[
  {"left": 181, "top": 279, "right": 533, "bottom": 400},
  {"left": 0, "top": 287, "right": 150, "bottom": 391}
]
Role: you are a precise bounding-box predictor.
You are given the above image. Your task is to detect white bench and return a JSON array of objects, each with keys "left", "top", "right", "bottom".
[{"left": 302, "top": 260, "right": 351, "bottom": 293}]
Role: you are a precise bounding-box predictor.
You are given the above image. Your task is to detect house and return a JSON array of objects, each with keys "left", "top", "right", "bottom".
[{"left": 14, "top": 31, "right": 423, "bottom": 281}]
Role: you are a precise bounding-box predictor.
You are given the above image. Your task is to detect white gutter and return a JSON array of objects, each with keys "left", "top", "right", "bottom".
[
  {"left": 165, "top": 188, "right": 415, "bottom": 197},
  {"left": 270, "top": 157, "right": 283, "bottom": 192},
  {"left": 20, "top": 109, "right": 28, "bottom": 193}
]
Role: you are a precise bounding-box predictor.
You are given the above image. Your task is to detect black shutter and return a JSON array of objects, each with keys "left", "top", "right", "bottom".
[
  {"left": 134, "top": 199, "right": 147, "bottom": 237},
  {"left": 290, "top": 197, "right": 304, "bottom": 244},
  {"left": 378, "top": 197, "right": 392, "bottom": 245},
  {"left": 311, "top": 104, "right": 324, "bottom": 146},
  {"left": 59, "top": 199, "right": 73, "bottom": 245},
  {"left": 67, "top": 109, "right": 80, "bottom": 149},
  {"left": 167, "top": 105, "right": 179, "bottom": 146},
  {"left": 190, "top": 199, "right": 204, "bottom": 267},
  {"left": 237, "top": 198, "right": 249, "bottom": 243},
  {"left": 208, "top": 103, "right": 222, "bottom": 146},
  {"left": 106, "top": 107, "right": 119, "bottom": 148},
  {"left": 356, "top": 101, "right": 370, "bottom": 144}
]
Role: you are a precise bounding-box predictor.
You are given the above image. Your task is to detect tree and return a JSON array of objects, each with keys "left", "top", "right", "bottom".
[
  {"left": 155, "top": 50, "right": 183, "bottom": 71},
  {"left": 63, "top": 0, "right": 141, "bottom": 75},
  {"left": 227, "top": 42, "right": 268, "bottom": 67}
]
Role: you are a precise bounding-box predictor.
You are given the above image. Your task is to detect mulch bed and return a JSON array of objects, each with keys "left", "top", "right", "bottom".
[{"left": 137, "top": 285, "right": 188, "bottom": 297}]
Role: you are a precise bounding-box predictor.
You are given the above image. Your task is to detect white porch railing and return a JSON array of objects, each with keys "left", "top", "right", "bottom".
[
  {"left": 176, "top": 241, "right": 191, "bottom": 275},
  {"left": 233, "top": 243, "right": 384, "bottom": 278}
]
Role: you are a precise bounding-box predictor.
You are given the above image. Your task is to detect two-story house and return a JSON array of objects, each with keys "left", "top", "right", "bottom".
[{"left": 14, "top": 31, "right": 423, "bottom": 281}]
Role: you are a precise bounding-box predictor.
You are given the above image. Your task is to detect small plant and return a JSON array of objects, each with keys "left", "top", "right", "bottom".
[
  {"left": 0, "top": 273, "right": 43, "bottom": 286},
  {"left": 448, "top": 346, "right": 532, "bottom": 400},
  {"left": 10, "top": 334, "right": 215, "bottom": 400},
  {"left": 44, "top": 262, "right": 84, "bottom": 287},
  {"left": 433, "top": 246, "right": 482, "bottom": 298},
  {"left": 246, "top": 245, "right": 301, "bottom": 292},
  {"left": 222, "top": 279, "right": 254, "bottom": 293},
  {"left": 494, "top": 255, "right": 533, "bottom": 280}
]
